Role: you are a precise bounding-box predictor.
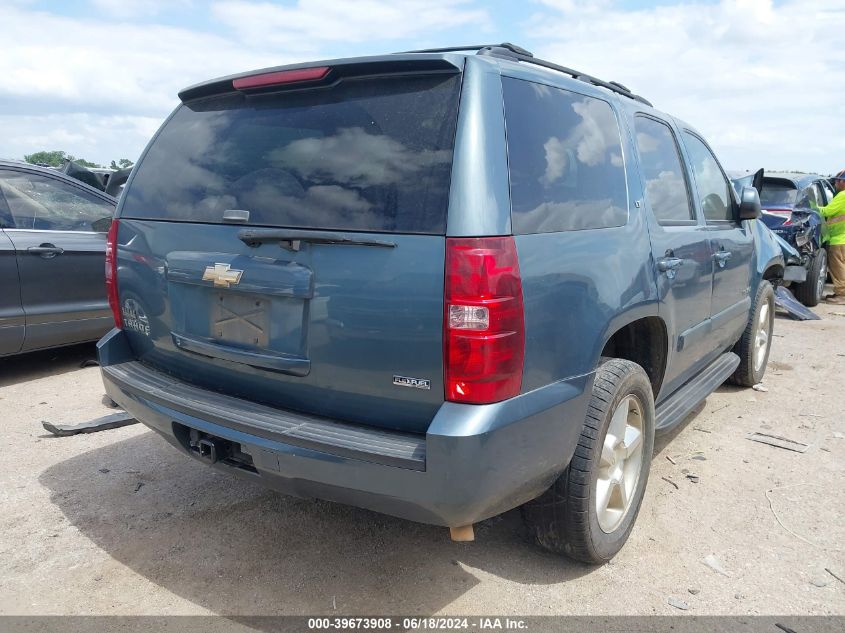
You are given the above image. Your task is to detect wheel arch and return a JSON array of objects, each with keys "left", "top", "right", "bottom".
[
  {"left": 598, "top": 313, "right": 669, "bottom": 398},
  {"left": 762, "top": 260, "right": 784, "bottom": 284}
]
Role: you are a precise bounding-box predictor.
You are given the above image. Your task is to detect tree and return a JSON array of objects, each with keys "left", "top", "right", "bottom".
[
  {"left": 109, "top": 158, "right": 134, "bottom": 170},
  {"left": 24, "top": 150, "right": 100, "bottom": 169}
]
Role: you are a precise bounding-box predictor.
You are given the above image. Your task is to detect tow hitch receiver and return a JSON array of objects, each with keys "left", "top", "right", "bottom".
[
  {"left": 196, "top": 438, "right": 226, "bottom": 463},
  {"left": 189, "top": 433, "right": 231, "bottom": 464},
  {"left": 179, "top": 425, "right": 257, "bottom": 473}
]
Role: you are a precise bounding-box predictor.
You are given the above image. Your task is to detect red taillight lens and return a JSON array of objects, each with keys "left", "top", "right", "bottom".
[
  {"left": 232, "top": 66, "right": 330, "bottom": 90},
  {"left": 444, "top": 237, "right": 525, "bottom": 404},
  {"left": 105, "top": 219, "right": 122, "bottom": 329}
]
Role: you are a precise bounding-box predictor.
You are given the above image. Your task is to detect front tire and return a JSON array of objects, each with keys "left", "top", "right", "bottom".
[
  {"left": 522, "top": 359, "right": 655, "bottom": 563},
  {"left": 792, "top": 249, "right": 827, "bottom": 307},
  {"left": 729, "top": 280, "right": 774, "bottom": 387}
]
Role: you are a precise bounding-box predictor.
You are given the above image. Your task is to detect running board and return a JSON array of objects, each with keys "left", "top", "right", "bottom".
[{"left": 655, "top": 352, "right": 739, "bottom": 433}]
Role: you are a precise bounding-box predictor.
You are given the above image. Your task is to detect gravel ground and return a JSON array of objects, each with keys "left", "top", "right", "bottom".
[{"left": 0, "top": 303, "right": 843, "bottom": 616}]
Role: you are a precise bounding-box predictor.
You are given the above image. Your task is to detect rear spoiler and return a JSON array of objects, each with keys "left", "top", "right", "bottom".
[{"left": 178, "top": 55, "right": 463, "bottom": 103}]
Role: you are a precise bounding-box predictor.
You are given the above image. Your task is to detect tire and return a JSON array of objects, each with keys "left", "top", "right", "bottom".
[
  {"left": 792, "top": 249, "right": 827, "bottom": 307},
  {"left": 728, "top": 280, "right": 774, "bottom": 387},
  {"left": 522, "top": 359, "right": 655, "bottom": 564}
]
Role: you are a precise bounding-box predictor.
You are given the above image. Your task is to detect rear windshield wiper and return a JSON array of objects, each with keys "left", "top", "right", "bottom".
[{"left": 238, "top": 228, "right": 396, "bottom": 251}]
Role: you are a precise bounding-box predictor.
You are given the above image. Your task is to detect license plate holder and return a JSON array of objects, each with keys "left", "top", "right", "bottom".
[{"left": 211, "top": 292, "right": 270, "bottom": 348}]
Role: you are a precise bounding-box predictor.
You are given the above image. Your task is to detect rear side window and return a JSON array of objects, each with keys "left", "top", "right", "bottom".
[
  {"left": 682, "top": 132, "right": 734, "bottom": 223},
  {"left": 120, "top": 73, "right": 461, "bottom": 234},
  {"left": 633, "top": 116, "right": 694, "bottom": 224},
  {"left": 503, "top": 78, "right": 628, "bottom": 233}
]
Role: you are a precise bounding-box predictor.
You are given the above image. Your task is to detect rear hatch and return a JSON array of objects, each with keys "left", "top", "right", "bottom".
[{"left": 114, "top": 60, "right": 463, "bottom": 433}]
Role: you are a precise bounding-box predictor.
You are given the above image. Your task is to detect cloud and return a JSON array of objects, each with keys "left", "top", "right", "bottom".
[
  {"left": 211, "top": 0, "right": 493, "bottom": 51},
  {"left": 0, "top": 5, "right": 282, "bottom": 116},
  {"left": 644, "top": 169, "right": 691, "bottom": 222},
  {"left": 523, "top": 0, "right": 845, "bottom": 174},
  {"left": 517, "top": 198, "right": 627, "bottom": 232},
  {"left": 0, "top": 113, "right": 162, "bottom": 165},
  {"left": 0, "top": 0, "right": 491, "bottom": 165},
  {"left": 2, "top": 0, "right": 843, "bottom": 175},
  {"left": 540, "top": 96, "right": 623, "bottom": 186},
  {"left": 269, "top": 127, "right": 452, "bottom": 187},
  {"left": 0, "top": 4, "right": 282, "bottom": 163},
  {"left": 89, "top": 0, "right": 194, "bottom": 20}
]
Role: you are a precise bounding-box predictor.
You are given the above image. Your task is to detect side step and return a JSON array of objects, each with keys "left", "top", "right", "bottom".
[{"left": 655, "top": 352, "right": 739, "bottom": 433}]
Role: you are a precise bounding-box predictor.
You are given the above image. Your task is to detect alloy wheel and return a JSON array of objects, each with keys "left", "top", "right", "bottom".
[
  {"left": 596, "top": 395, "right": 645, "bottom": 533},
  {"left": 817, "top": 254, "right": 828, "bottom": 301},
  {"left": 753, "top": 300, "right": 771, "bottom": 374}
]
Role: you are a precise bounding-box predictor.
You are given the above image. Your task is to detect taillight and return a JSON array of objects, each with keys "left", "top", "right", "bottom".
[
  {"left": 105, "top": 219, "right": 122, "bottom": 329},
  {"left": 232, "top": 66, "right": 330, "bottom": 90},
  {"left": 444, "top": 237, "right": 525, "bottom": 404}
]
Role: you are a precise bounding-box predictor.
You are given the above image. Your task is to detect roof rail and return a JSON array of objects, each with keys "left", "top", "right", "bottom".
[
  {"left": 397, "top": 42, "right": 533, "bottom": 57},
  {"left": 396, "top": 42, "right": 653, "bottom": 107}
]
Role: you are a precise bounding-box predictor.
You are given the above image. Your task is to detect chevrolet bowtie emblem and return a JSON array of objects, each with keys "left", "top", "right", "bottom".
[{"left": 202, "top": 263, "right": 244, "bottom": 288}]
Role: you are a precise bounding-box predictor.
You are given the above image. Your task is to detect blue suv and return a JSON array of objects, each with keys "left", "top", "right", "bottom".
[{"left": 98, "top": 44, "right": 782, "bottom": 562}]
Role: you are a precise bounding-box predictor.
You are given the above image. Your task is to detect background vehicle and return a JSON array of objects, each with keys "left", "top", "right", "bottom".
[
  {"left": 58, "top": 161, "right": 132, "bottom": 199},
  {"left": 743, "top": 172, "right": 832, "bottom": 306},
  {"left": 0, "top": 160, "right": 116, "bottom": 356},
  {"left": 731, "top": 171, "right": 800, "bottom": 281},
  {"left": 99, "top": 44, "right": 775, "bottom": 563}
]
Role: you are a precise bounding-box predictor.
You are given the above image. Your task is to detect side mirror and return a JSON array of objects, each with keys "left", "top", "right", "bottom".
[{"left": 738, "top": 186, "right": 761, "bottom": 221}]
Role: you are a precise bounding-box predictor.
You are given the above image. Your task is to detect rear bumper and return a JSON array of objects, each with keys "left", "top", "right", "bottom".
[{"left": 98, "top": 328, "right": 592, "bottom": 527}]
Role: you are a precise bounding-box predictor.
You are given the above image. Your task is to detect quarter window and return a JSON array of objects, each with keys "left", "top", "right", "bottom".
[
  {"left": 633, "top": 117, "right": 694, "bottom": 224},
  {"left": 0, "top": 170, "right": 113, "bottom": 231},
  {"left": 503, "top": 77, "right": 628, "bottom": 233},
  {"left": 682, "top": 133, "right": 734, "bottom": 223}
]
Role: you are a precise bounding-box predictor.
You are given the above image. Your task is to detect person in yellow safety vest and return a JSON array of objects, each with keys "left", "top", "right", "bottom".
[{"left": 819, "top": 169, "right": 845, "bottom": 304}]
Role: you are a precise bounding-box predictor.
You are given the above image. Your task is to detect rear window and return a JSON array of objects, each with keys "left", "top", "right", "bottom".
[
  {"left": 761, "top": 180, "right": 798, "bottom": 207},
  {"left": 120, "top": 73, "right": 461, "bottom": 234},
  {"left": 503, "top": 77, "right": 628, "bottom": 234}
]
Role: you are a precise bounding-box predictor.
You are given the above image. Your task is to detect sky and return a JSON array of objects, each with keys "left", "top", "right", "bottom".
[{"left": 1, "top": 0, "right": 843, "bottom": 174}]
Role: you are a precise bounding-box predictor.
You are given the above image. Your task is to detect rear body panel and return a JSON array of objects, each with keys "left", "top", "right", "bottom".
[{"left": 117, "top": 220, "right": 445, "bottom": 432}]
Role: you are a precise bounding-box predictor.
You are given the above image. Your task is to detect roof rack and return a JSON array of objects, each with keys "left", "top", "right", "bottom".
[
  {"left": 399, "top": 42, "right": 534, "bottom": 57},
  {"left": 396, "top": 43, "right": 653, "bottom": 107}
]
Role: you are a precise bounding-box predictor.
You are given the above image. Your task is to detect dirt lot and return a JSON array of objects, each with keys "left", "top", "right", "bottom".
[{"left": 1, "top": 304, "right": 843, "bottom": 617}]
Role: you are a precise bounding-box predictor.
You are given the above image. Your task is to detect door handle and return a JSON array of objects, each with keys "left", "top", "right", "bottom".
[
  {"left": 714, "top": 250, "right": 732, "bottom": 268},
  {"left": 657, "top": 257, "right": 684, "bottom": 272},
  {"left": 27, "top": 243, "right": 64, "bottom": 258}
]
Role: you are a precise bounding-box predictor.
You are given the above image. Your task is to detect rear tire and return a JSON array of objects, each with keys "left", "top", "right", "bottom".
[
  {"left": 522, "top": 359, "right": 655, "bottom": 564},
  {"left": 793, "top": 249, "right": 827, "bottom": 307},
  {"left": 729, "top": 280, "right": 774, "bottom": 387}
]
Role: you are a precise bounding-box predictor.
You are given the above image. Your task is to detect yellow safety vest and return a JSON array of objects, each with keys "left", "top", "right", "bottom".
[{"left": 819, "top": 190, "right": 845, "bottom": 246}]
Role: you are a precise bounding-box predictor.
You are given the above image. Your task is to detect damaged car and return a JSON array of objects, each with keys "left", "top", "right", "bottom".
[{"left": 731, "top": 170, "right": 829, "bottom": 306}]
